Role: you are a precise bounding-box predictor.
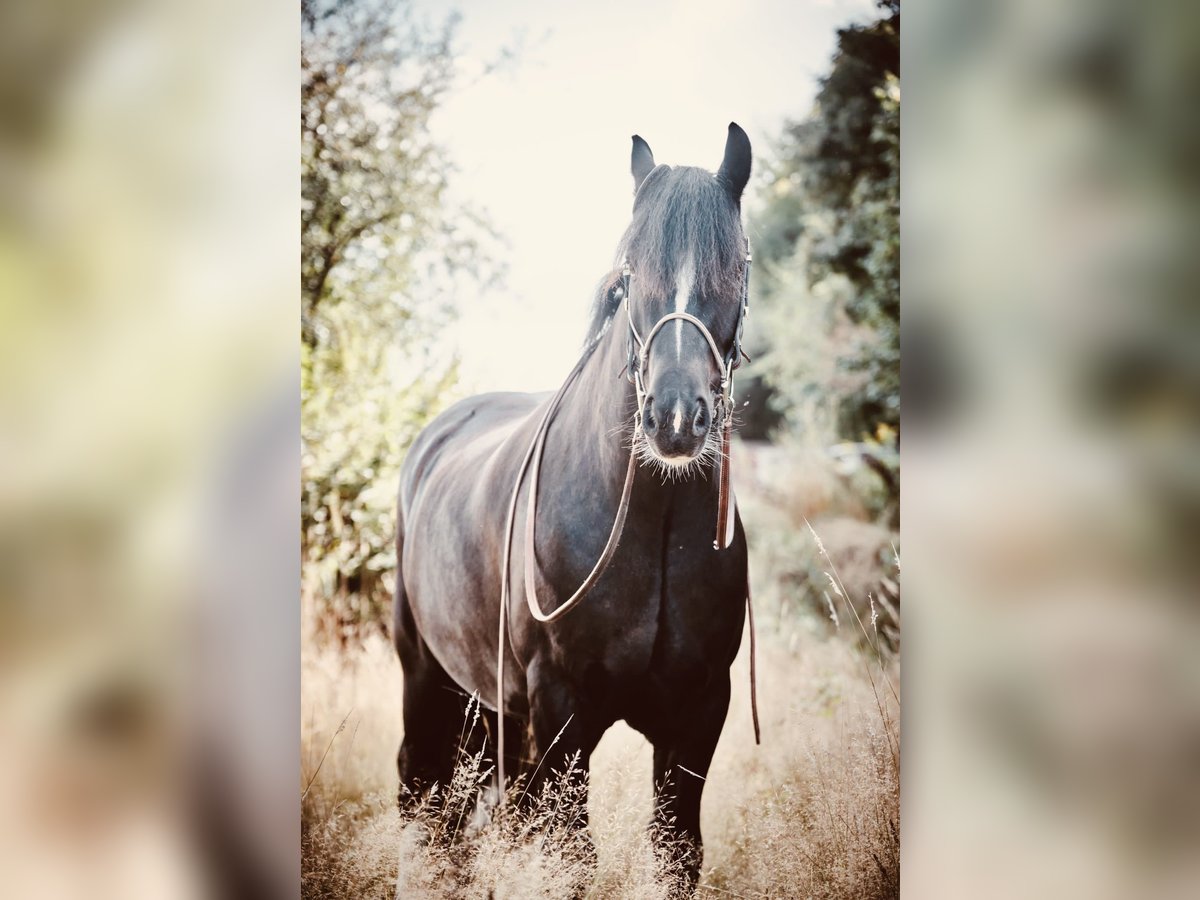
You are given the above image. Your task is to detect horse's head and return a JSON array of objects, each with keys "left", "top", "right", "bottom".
[{"left": 619, "top": 123, "right": 752, "bottom": 475}]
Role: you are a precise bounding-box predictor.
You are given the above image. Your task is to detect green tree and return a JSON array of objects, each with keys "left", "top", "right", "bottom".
[
  {"left": 301, "top": 0, "right": 497, "bottom": 640},
  {"left": 754, "top": 0, "right": 899, "bottom": 452}
]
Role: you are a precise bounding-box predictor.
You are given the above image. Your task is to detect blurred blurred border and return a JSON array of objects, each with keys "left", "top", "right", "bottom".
[
  {"left": 903, "top": 0, "right": 1200, "bottom": 897},
  {"left": 3, "top": 0, "right": 1199, "bottom": 897},
  {"left": 0, "top": 0, "right": 298, "bottom": 896}
]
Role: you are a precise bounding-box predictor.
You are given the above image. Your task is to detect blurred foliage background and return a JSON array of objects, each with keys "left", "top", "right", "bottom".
[
  {"left": 749, "top": 0, "right": 899, "bottom": 511},
  {"left": 301, "top": 0, "right": 501, "bottom": 640},
  {"left": 300, "top": 0, "right": 901, "bottom": 644}
]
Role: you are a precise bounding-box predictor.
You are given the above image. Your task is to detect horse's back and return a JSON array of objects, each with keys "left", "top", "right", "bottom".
[{"left": 399, "top": 391, "right": 544, "bottom": 522}]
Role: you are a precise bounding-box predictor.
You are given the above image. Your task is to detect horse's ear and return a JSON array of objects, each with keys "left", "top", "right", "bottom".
[
  {"left": 717, "top": 122, "right": 752, "bottom": 204},
  {"left": 631, "top": 134, "right": 656, "bottom": 194}
]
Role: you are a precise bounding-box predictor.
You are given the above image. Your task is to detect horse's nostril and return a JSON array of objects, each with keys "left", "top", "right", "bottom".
[
  {"left": 692, "top": 402, "right": 709, "bottom": 436},
  {"left": 642, "top": 397, "right": 659, "bottom": 435}
]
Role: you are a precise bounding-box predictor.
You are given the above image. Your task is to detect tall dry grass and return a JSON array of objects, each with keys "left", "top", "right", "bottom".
[
  {"left": 302, "top": 449, "right": 898, "bottom": 898},
  {"left": 301, "top": 596, "right": 898, "bottom": 897}
]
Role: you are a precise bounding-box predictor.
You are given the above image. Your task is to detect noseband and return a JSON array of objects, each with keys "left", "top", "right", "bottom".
[{"left": 495, "top": 242, "right": 760, "bottom": 800}]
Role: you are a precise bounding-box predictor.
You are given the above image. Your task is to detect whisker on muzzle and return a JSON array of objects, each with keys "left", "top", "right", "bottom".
[{"left": 631, "top": 418, "right": 724, "bottom": 485}]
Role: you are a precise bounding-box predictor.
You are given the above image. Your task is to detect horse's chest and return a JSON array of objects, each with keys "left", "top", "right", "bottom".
[{"left": 548, "top": 544, "right": 744, "bottom": 709}]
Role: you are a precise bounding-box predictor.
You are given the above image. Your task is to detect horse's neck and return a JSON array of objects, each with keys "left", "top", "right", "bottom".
[
  {"left": 528, "top": 320, "right": 723, "bottom": 591},
  {"left": 557, "top": 325, "right": 634, "bottom": 485}
]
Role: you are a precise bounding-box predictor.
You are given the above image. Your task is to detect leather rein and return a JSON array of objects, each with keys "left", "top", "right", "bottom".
[{"left": 495, "top": 247, "right": 760, "bottom": 799}]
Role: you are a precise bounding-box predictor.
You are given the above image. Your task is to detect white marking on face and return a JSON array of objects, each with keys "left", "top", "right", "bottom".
[
  {"left": 673, "top": 409, "right": 683, "bottom": 433},
  {"left": 673, "top": 254, "right": 694, "bottom": 359}
]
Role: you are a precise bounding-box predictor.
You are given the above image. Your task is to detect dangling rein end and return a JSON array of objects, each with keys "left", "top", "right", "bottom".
[
  {"left": 747, "top": 582, "right": 761, "bottom": 745},
  {"left": 713, "top": 415, "right": 734, "bottom": 550},
  {"left": 714, "top": 413, "right": 759, "bottom": 748}
]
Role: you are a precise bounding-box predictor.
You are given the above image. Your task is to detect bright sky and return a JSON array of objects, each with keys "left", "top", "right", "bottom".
[{"left": 415, "top": 0, "right": 878, "bottom": 393}]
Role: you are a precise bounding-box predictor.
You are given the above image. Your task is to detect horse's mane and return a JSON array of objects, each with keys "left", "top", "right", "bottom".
[
  {"left": 583, "top": 166, "right": 746, "bottom": 347},
  {"left": 582, "top": 270, "right": 625, "bottom": 348}
]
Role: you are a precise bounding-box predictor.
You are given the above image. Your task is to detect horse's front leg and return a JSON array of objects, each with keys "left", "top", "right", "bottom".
[
  {"left": 651, "top": 673, "right": 731, "bottom": 893},
  {"left": 524, "top": 656, "right": 605, "bottom": 866}
]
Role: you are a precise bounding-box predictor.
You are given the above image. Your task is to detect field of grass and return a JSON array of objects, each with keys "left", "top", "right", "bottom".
[{"left": 301, "top": 451, "right": 899, "bottom": 898}]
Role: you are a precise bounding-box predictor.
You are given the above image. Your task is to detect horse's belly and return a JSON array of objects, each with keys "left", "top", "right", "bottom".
[
  {"left": 402, "top": 501, "right": 499, "bottom": 697},
  {"left": 399, "top": 398, "right": 542, "bottom": 710}
]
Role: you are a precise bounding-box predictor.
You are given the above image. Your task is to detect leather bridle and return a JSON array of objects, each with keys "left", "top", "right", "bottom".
[
  {"left": 495, "top": 243, "right": 760, "bottom": 801},
  {"left": 623, "top": 246, "right": 752, "bottom": 433},
  {"left": 623, "top": 245, "right": 752, "bottom": 550}
]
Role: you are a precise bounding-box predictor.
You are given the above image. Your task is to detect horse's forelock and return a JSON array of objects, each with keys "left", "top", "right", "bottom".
[
  {"left": 582, "top": 167, "right": 744, "bottom": 347},
  {"left": 617, "top": 167, "right": 745, "bottom": 303}
]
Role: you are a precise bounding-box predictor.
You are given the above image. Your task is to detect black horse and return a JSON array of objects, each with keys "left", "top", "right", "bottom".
[{"left": 394, "top": 123, "right": 754, "bottom": 890}]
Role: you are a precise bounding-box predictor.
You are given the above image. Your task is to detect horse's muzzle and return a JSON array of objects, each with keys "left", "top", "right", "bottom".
[{"left": 640, "top": 391, "right": 711, "bottom": 462}]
